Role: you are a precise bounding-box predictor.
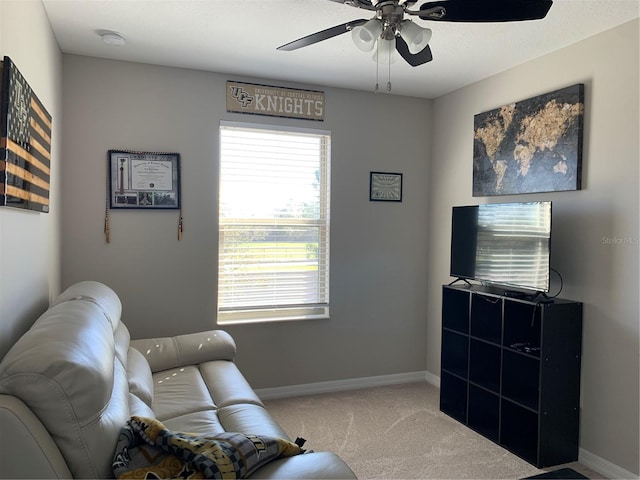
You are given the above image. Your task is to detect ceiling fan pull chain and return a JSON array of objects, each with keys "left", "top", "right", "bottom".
[
  {"left": 374, "top": 39, "right": 380, "bottom": 93},
  {"left": 387, "top": 43, "right": 392, "bottom": 92}
]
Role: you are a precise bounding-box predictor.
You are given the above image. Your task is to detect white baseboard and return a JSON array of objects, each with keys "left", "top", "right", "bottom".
[
  {"left": 579, "top": 447, "right": 639, "bottom": 480},
  {"left": 424, "top": 370, "right": 440, "bottom": 388},
  {"left": 255, "top": 370, "right": 429, "bottom": 400}
]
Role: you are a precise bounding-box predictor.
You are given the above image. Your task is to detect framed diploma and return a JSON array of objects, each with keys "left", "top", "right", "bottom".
[{"left": 108, "top": 150, "right": 181, "bottom": 209}]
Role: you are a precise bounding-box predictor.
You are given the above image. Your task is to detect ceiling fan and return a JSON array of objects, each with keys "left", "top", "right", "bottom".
[{"left": 277, "top": 0, "right": 554, "bottom": 67}]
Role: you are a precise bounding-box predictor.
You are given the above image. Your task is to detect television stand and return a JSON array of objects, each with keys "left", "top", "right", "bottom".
[
  {"left": 448, "top": 277, "right": 473, "bottom": 287},
  {"left": 531, "top": 291, "right": 555, "bottom": 303},
  {"left": 440, "top": 284, "right": 583, "bottom": 468},
  {"left": 503, "top": 289, "right": 554, "bottom": 303}
]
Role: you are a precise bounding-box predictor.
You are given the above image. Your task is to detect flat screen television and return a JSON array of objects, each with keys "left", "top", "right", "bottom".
[{"left": 450, "top": 201, "right": 552, "bottom": 293}]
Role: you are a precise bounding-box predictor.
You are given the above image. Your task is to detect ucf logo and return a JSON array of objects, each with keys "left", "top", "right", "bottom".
[{"left": 230, "top": 86, "right": 254, "bottom": 108}]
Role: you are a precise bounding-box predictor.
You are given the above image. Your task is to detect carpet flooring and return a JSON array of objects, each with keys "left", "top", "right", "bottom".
[{"left": 263, "top": 382, "right": 603, "bottom": 479}]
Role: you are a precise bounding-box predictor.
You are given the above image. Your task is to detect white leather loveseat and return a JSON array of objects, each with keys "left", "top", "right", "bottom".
[{"left": 0, "top": 281, "right": 356, "bottom": 479}]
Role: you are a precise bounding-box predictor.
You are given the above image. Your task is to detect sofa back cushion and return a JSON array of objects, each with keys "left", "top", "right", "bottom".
[
  {"left": 127, "top": 347, "right": 154, "bottom": 407},
  {"left": 50, "top": 280, "right": 123, "bottom": 328},
  {"left": 0, "top": 282, "right": 131, "bottom": 479}
]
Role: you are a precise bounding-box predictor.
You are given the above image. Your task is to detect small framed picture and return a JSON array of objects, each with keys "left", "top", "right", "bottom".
[{"left": 370, "top": 172, "right": 403, "bottom": 202}]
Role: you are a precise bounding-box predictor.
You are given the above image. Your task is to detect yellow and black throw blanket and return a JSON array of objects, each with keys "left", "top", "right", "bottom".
[{"left": 112, "top": 416, "right": 304, "bottom": 479}]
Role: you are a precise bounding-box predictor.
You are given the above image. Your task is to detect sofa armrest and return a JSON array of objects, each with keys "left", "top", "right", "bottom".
[
  {"left": 0, "top": 395, "right": 73, "bottom": 479},
  {"left": 130, "top": 330, "right": 237, "bottom": 372},
  {"left": 248, "top": 452, "right": 357, "bottom": 479}
]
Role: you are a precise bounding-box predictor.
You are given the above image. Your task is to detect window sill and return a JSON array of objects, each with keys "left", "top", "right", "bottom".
[{"left": 217, "top": 312, "right": 330, "bottom": 326}]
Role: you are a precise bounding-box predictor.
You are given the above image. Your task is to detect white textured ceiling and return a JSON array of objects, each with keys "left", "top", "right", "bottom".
[{"left": 42, "top": 0, "right": 639, "bottom": 99}]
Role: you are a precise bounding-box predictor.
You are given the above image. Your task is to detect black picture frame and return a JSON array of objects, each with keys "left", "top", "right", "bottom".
[
  {"left": 370, "top": 171, "right": 403, "bottom": 202},
  {"left": 108, "top": 150, "right": 181, "bottom": 209}
]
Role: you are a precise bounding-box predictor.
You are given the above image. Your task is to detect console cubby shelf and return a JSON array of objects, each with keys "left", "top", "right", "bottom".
[{"left": 440, "top": 284, "right": 583, "bottom": 468}]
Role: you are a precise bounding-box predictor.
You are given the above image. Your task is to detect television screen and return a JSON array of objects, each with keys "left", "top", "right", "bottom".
[{"left": 450, "top": 201, "right": 552, "bottom": 292}]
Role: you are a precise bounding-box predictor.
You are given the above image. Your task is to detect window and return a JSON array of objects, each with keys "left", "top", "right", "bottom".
[{"left": 217, "top": 122, "right": 330, "bottom": 324}]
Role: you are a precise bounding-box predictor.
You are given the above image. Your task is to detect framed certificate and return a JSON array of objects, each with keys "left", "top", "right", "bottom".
[{"left": 108, "top": 150, "right": 181, "bottom": 209}]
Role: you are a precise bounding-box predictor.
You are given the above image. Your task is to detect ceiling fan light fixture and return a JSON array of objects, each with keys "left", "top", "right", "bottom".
[
  {"left": 399, "top": 20, "right": 432, "bottom": 54},
  {"left": 351, "top": 18, "right": 382, "bottom": 52},
  {"left": 372, "top": 38, "right": 397, "bottom": 64}
]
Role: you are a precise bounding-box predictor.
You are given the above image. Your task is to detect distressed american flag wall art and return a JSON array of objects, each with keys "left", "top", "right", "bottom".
[{"left": 0, "top": 56, "right": 52, "bottom": 213}]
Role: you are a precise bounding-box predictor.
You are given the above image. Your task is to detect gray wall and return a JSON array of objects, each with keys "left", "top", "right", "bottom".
[
  {"left": 60, "top": 55, "right": 433, "bottom": 388},
  {"left": 0, "top": 0, "right": 62, "bottom": 359},
  {"left": 426, "top": 19, "right": 639, "bottom": 476}
]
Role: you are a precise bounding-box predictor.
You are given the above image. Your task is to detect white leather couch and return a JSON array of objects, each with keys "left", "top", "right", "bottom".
[{"left": 0, "top": 281, "right": 356, "bottom": 479}]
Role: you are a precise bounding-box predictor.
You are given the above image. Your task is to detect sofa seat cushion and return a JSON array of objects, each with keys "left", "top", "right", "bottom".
[
  {"left": 161, "top": 410, "right": 225, "bottom": 436},
  {"left": 152, "top": 366, "right": 217, "bottom": 420},
  {"left": 217, "top": 404, "right": 290, "bottom": 439},
  {"left": 198, "top": 361, "right": 264, "bottom": 408},
  {"left": 152, "top": 361, "right": 270, "bottom": 421},
  {"left": 152, "top": 359, "right": 291, "bottom": 442}
]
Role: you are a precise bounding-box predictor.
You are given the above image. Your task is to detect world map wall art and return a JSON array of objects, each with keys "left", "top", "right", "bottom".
[{"left": 473, "top": 84, "right": 584, "bottom": 196}]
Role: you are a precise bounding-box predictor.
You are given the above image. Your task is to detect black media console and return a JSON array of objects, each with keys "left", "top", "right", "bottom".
[{"left": 440, "top": 284, "right": 583, "bottom": 468}]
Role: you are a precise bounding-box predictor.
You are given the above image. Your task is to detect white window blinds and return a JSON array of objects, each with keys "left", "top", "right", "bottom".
[{"left": 217, "top": 122, "right": 330, "bottom": 324}]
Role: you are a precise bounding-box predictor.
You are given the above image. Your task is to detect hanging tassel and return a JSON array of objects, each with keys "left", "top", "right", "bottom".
[
  {"left": 105, "top": 163, "right": 111, "bottom": 243},
  {"left": 104, "top": 209, "right": 111, "bottom": 243},
  {"left": 178, "top": 212, "right": 183, "bottom": 241}
]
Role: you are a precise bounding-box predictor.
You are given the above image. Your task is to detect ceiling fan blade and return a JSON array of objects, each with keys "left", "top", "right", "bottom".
[
  {"left": 395, "top": 36, "right": 433, "bottom": 67},
  {"left": 418, "top": 0, "right": 553, "bottom": 22},
  {"left": 277, "top": 19, "right": 368, "bottom": 51},
  {"left": 324, "top": 0, "right": 377, "bottom": 10}
]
